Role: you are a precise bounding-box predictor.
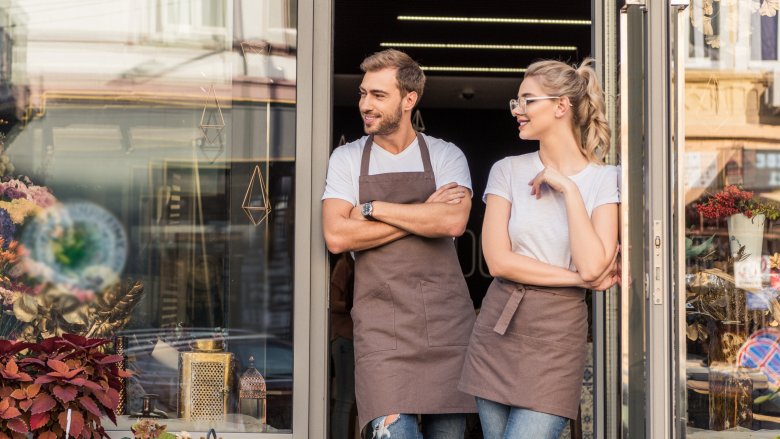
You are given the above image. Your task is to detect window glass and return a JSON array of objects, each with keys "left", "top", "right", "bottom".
[
  {"left": 685, "top": 1, "right": 780, "bottom": 435},
  {"left": 0, "top": 0, "right": 297, "bottom": 435}
]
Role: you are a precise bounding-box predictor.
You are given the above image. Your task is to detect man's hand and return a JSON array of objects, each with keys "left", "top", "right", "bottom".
[
  {"left": 370, "top": 183, "right": 472, "bottom": 238},
  {"left": 322, "top": 198, "right": 408, "bottom": 253},
  {"left": 426, "top": 182, "right": 468, "bottom": 204},
  {"left": 350, "top": 204, "right": 366, "bottom": 220}
]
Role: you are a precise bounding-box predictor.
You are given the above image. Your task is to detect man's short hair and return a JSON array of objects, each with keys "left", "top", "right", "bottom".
[{"left": 360, "top": 49, "right": 426, "bottom": 99}]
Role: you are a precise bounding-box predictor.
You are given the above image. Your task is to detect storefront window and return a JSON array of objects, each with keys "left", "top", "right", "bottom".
[
  {"left": 684, "top": 0, "right": 780, "bottom": 435},
  {"left": 0, "top": 0, "right": 296, "bottom": 435}
]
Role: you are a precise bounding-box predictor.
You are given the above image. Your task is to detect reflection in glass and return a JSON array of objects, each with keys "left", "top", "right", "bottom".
[
  {"left": 0, "top": 0, "right": 297, "bottom": 434},
  {"left": 684, "top": 0, "right": 780, "bottom": 435}
]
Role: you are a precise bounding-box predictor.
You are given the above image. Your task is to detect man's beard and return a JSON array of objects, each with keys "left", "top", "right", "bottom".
[{"left": 363, "top": 103, "right": 403, "bottom": 136}]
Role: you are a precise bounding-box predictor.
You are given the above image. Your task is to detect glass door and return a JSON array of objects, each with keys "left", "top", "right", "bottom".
[{"left": 679, "top": 0, "right": 780, "bottom": 436}]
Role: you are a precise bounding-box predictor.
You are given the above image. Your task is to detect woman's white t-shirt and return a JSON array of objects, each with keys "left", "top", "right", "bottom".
[{"left": 484, "top": 151, "right": 620, "bottom": 271}]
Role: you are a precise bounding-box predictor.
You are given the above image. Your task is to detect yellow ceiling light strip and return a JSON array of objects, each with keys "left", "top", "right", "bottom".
[
  {"left": 397, "top": 16, "right": 591, "bottom": 25},
  {"left": 420, "top": 66, "right": 527, "bottom": 73},
  {"left": 380, "top": 42, "right": 577, "bottom": 51}
]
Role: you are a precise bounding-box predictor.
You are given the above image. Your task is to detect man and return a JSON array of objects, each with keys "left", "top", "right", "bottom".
[{"left": 322, "top": 49, "right": 477, "bottom": 438}]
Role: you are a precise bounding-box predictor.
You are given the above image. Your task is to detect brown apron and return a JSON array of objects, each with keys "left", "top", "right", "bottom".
[
  {"left": 458, "top": 278, "right": 588, "bottom": 420},
  {"left": 352, "top": 134, "right": 477, "bottom": 429}
]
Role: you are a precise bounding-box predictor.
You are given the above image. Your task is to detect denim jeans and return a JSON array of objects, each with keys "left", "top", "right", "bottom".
[
  {"left": 331, "top": 337, "right": 356, "bottom": 439},
  {"left": 369, "top": 413, "right": 466, "bottom": 439},
  {"left": 476, "top": 397, "right": 567, "bottom": 439}
]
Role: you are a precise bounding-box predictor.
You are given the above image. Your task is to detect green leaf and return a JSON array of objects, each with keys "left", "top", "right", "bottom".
[{"left": 686, "top": 235, "right": 715, "bottom": 258}]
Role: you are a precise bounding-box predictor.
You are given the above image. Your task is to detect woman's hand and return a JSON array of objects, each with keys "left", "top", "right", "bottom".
[
  {"left": 589, "top": 272, "right": 619, "bottom": 291},
  {"left": 582, "top": 244, "right": 621, "bottom": 290},
  {"left": 528, "top": 167, "right": 576, "bottom": 199}
]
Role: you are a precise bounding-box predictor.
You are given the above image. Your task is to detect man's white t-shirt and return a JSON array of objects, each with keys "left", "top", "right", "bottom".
[
  {"left": 322, "top": 134, "right": 472, "bottom": 205},
  {"left": 484, "top": 151, "right": 620, "bottom": 271}
]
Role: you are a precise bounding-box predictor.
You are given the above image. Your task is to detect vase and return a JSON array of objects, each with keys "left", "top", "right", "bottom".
[
  {"left": 708, "top": 362, "right": 753, "bottom": 431},
  {"left": 727, "top": 213, "right": 766, "bottom": 258}
]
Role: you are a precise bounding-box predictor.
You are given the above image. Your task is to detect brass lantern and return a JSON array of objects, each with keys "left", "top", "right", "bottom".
[{"left": 179, "top": 339, "right": 233, "bottom": 421}]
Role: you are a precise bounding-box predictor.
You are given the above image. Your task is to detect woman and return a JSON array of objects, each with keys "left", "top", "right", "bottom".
[{"left": 459, "top": 59, "right": 620, "bottom": 439}]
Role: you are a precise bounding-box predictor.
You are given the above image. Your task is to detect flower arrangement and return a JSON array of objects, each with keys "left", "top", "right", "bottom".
[
  {"left": 127, "top": 420, "right": 179, "bottom": 439},
  {"left": 696, "top": 185, "right": 780, "bottom": 221},
  {"left": 0, "top": 170, "right": 143, "bottom": 342},
  {"left": 0, "top": 334, "right": 130, "bottom": 439},
  {"left": 0, "top": 174, "right": 60, "bottom": 340}
]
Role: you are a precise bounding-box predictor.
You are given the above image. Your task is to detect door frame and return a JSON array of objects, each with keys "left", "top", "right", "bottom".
[
  {"left": 616, "top": 1, "right": 688, "bottom": 438},
  {"left": 591, "top": 1, "right": 621, "bottom": 437},
  {"left": 297, "top": 0, "right": 333, "bottom": 437}
]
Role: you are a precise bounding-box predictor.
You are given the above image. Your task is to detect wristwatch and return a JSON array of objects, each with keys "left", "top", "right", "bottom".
[{"left": 361, "top": 201, "right": 375, "bottom": 220}]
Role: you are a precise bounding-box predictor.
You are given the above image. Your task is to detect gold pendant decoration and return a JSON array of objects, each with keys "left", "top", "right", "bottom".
[
  {"left": 242, "top": 164, "right": 271, "bottom": 226},
  {"left": 197, "top": 137, "right": 224, "bottom": 164},
  {"left": 240, "top": 41, "right": 271, "bottom": 57},
  {"left": 199, "top": 84, "right": 226, "bottom": 162},
  {"left": 412, "top": 109, "right": 426, "bottom": 132}
]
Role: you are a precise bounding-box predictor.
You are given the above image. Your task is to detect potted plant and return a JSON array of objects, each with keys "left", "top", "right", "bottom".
[
  {"left": 696, "top": 185, "right": 780, "bottom": 258},
  {"left": 0, "top": 334, "right": 130, "bottom": 439}
]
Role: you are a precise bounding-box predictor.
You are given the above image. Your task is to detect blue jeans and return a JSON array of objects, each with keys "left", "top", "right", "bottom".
[
  {"left": 476, "top": 397, "right": 567, "bottom": 439},
  {"left": 331, "top": 337, "right": 355, "bottom": 439},
  {"left": 369, "top": 413, "right": 466, "bottom": 439}
]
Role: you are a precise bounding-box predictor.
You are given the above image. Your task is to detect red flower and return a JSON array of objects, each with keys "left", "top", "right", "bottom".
[{"left": 696, "top": 185, "right": 774, "bottom": 220}]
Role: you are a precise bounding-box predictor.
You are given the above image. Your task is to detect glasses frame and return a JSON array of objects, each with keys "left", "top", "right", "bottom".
[{"left": 509, "top": 95, "right": 565, "bottom": 114}]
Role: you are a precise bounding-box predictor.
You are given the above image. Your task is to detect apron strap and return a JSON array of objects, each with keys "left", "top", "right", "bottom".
[
  {"left": 416, "top": 133, "right": 433, "bottom": 174},
  {"left": 360, "top": 135, "right": 374, "bottom": 177},
  {"left": 359, "top": 133, "right": 432, "bottom": 177},
  {"left": 493, "top": 285, "right": 526, "bottom": 335}
]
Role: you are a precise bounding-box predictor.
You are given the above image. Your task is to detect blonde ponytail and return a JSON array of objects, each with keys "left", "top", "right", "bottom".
[
  {"left": 575, "top": 59, "right": 611, "bottom": 162},
  {"left": 524, "top": 58, "right": 611, "bottom": 163}
]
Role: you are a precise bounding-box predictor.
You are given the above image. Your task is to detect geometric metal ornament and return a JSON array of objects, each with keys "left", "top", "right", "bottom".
[
  {"left": 412, "top": 108, "right": 426, "bottom": 132},
  {"left": 200, "top": 84, "right": 226, "bottom": 145},
  {"left": 240, "top": 41, "right": 271, "bottom": 57},
  {"left": 242, "top": 165, "right": 271, "bottom": 226},
  {"left": 338, "top": 134, "right": 347, "bottom": 146},
  {"left": 197, "top": 136, "right": 224, "bottom": 164}
]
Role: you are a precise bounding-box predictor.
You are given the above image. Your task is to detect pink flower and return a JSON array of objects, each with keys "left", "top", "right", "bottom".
[
  {"left": 26, "top": 185, "right": 56, "bottom": 208},
  {"left": 69, "top": 287, "right": 96, "bottom": 303},
  {"left": 0, "top": 286, "right": 17, "bottom": 305}
]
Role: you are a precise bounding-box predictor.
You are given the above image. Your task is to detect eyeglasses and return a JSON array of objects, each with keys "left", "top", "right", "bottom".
[{"left": 509, "top": 96, "right": 565, "bottom": 114}]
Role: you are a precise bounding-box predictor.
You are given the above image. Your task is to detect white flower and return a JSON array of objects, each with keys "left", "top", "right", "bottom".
[
  {"left": 176, "top": 432, "right": 192, "bottom": 439},
  {"left": 761, "top": 0, "right": 779, "bottom": 16}
]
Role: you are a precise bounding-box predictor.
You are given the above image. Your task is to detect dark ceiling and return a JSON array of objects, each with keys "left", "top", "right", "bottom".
[{"left": 334, "top": 0, "right": 593, "bottom": 77}]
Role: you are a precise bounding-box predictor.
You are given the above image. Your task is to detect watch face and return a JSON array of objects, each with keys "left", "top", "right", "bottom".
[{"left": 361, "top": 202, "right": 372, "bottom": 217}]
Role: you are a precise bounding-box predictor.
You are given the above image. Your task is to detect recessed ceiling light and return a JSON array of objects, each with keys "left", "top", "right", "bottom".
[
  {"left": 380, "top": 42, "right": 577, "bottom": 51},
  {"left": 398, "top": 16, "right": 591, "bottom": 25},
  {"left": 420, "top": 66, "right": 527, "bottom": 73}
]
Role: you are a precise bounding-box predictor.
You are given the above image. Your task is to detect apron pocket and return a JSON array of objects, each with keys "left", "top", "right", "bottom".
[
  {"left": 421, "top": 281, "right": 474, "bottom": 347},
  {"left": 352, "top": 283, "right": 397, "bottom": 358}
]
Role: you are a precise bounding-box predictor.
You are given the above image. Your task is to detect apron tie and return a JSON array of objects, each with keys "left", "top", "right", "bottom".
[{"left": 493, "top": 284, "right": 526, "bottom": 335}]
